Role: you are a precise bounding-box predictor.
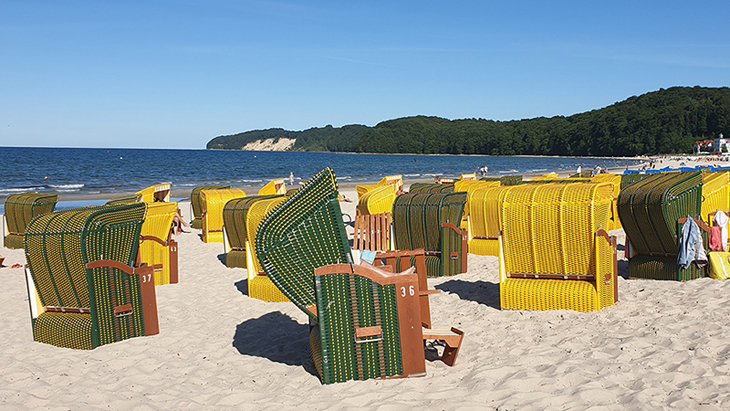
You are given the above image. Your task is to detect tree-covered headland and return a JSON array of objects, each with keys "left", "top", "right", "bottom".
[{"left": 207, "top": 86, "right": 730, "bottom": 156}]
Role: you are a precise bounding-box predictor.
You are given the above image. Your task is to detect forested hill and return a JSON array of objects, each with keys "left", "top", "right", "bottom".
[{"left": 206, "top": 86, "right": 730, "bottom": 156}]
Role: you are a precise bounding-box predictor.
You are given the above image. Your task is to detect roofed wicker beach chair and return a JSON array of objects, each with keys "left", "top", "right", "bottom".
[
  {"left": 499, "top": 182, "right": 618, "bottom": 312},
  {"left": 200, "top": 188, "right": 246, "bottom": 243},
  {"left": 3, "top": 192, "right": 58, "bottom": 249},
  {"left": 453, "top": 179, "right": 500, "bottom": 242},
  {"left": 618, "top": 171, "right": 706, "bottom": 281},
  {"left": 357, "top": 183, "right": 399, "bottom": 216},
  {"left": 24, "top": 202, "right": 158, "bottom": 349},
  {"left": 468, "top": 185, "right": 520, "bottom": 256},
  {"left": 222, "top": 194, "right": 289, "bottom": 302},
  {"left": 256, "top": 167, "right": 463, "bottom": 384},
  {"left": 257, "top": 178, "right": 287, "bottom": 196},
  {"left": 138, "top": 202, "right": 179, "bottom": 285},
  {"left": 480, "top": 175, "right": 523, "bottom": 186},
  {"left": 355, "top": 174, "right": 403, "bottom": 198},
  {"left": 408, "top": 183, "right": 455, "bottom": 194},
  {"left": 136, "top": 182, "right": 171, "bottom": 203},
  {"left": 391, "top": 191, "right": 468, "bottom": 277},
  {"left": 190, "top": 185, "right": 231, "bottom": 229}
]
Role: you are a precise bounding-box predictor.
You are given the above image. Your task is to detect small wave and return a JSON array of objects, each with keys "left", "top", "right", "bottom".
[
  {"left": 498, "top": 169, "right": 519, "bottom": 174},
  {"left": 47, "top": 184, "right": 85, "bottom": 189},
  {"left": 337, "top": 176, "right": 352, "bottom": 180},
  {"left": 528, "top": 169, "right": 547, "bottom": 173},
  {"left": 0, "top": 186, "right": 46, "bottom": 194},
  {"left": 422, "top": 173, "right": 443, "bottom": 177},
  {"left": 237, "top": 179, "right": 264, "bottom": 183},
  {"left": 53, "top": 189, "right": 81, "bottom": 193},
  {"left": 403, "top": 174, "right": 421, "bottom": 177}
]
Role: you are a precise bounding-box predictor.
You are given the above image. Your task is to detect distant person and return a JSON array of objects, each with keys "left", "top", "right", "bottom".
[
  {"left": 577, "top": 163, "right": 583, "bottom": 175},
  {"left": 289, "top": 172, "right": 294, "bottom": 186},
  {"left": 171, "top": 209, "right": 190, "bottom": 235}
]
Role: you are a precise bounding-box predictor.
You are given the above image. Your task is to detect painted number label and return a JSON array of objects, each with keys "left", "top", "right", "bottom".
[
  {"left": 400, "top": 285, "right": 415, "bottom": 297},
  {"left": 141, "top": 274, "right": 153, "bottom": 283}
]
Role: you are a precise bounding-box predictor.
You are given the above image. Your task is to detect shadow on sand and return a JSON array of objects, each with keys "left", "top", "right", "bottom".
[{"left": 435, "top": 279, "right": 501, "bottom": 310}]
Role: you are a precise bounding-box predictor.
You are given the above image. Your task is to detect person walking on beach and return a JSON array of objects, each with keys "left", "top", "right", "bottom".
[
  {"left": 289, "top": 172, "right": 294, "bottom": 186},
  {"left": 577, "top": 163, "right": 583, "bottom": 175}
]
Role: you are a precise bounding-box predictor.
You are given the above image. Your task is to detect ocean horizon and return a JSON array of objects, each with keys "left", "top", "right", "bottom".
[{"left": 0, "top": 146, "right": 641, "bottom": 212}]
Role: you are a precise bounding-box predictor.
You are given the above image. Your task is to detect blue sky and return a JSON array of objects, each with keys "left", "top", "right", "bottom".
[{"left": 1, "top": 1, "right": 728, "bottom": 149}]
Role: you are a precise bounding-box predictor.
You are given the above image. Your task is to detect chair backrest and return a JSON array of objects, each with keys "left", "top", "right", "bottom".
[
  {"left": 4, "top": 192, "right": 58, "bottom": 235},
  {"left": 223, "top": 195, "right": 282, "bottom": 251},
  {"left": 617, "top": 171, "right": 702, "bottom": 256},
  {"left": 258, "top": 178, "right": 287, "bottom": 196},
  {"left": 392, "top": 191, "right": 467, "bottom": 253},
  {"left": 701, "top": 171, "right": 730, "bottom": 223},
  {"left": 138, "top": 202, "right": 177, "bottom": 284},
  {"left": 357, "top": 183, "right": 398, "bottom": 215},
  {"left": 502, "top": 182, "right": 613, "bottom": 276},
  {"left": 409, "top": 183, "right": 454, "bottom": 194},
  {"left": 468, "top": 185, "right": 518, "bottom": 240},
  {"left": 245, "top": 196, "right": 288, "bottom": 276},
  {"left": 256, "top": 168, "right": 352, "bottom": 319},
  {"left": 137, "top": 182, "right": 171, "bottom": 203},
  {"left": 200, "top": 188, "right": 246, "bottom": 242},
  {"left": 191, "top": 185, "right": 231, "bottom": 221}
]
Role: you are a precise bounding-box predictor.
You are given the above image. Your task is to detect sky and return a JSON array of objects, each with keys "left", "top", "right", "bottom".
[{"left": 1, "top": 1, "right": 729, "bottom": 149}]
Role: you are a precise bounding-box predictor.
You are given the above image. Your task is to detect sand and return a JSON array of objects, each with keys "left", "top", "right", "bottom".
[{"left": 3, "top": 156, "right": 730, "bottom": 410}]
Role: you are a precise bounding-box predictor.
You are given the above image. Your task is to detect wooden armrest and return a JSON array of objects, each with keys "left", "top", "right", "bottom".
[{"left": 422, "top": 327, "right": 464, "bottom": 367}]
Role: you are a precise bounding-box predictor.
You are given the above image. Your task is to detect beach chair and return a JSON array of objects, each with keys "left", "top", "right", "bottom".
[
  {"left": 24, "top": 203, "right": 158, "bottom": 349},
  {"left": 480, "top": 175, "right": 523, "bottom": 186},
  {"left": 357, "top": 183, "right": 399, "bottom": 216},
  {"left": 138, "top": 202, "right": 179, "bottom": 285},
  {"left": 355, "top": 175, "right": 403, "bottom": 198},
  {"left": 256, "top": 167, "right": 463, "bottom": 384},
  {"left": 589, "top": 173, "right": 623, "bottom": 230},
  {"left": 391, "top": 191, "right": 468, "bottom": 277},
  {"left": 700, "top": 171, "right": 730, "bottom": 225},
  {"left": 468, "top": 185, "right": 519, "bottom": 256},
  {"left": 200, "top": 188, "right": 246, "bottom": 243},
  {"left": 408, "top": 183, "right": 455, "bottom": 194},
  {"left": 3, "top": 193, "right": 58, "bottom": 249},
  {"left": 618, "top": 171, "right": 706, "bottom": 281},
  {"left": 222, "top": 194, "right": 289, "bottom": 302},
  {"left": 190, "top": 185, "right": 231, "bottom": 229},
  {"left": 136, "top": 182, "right": 171, "bottom": 203},
  {"left": 453, "top": 179, "right": 500, "bottom": 242},
  {"left": 257, "top": 178, "right": 287, "bottom": 196},
  {"left": 498, "top": 182, "right": 618, "bottom": 312}
]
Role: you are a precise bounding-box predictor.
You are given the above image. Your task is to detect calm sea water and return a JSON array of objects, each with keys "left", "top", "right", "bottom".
[{"left": 0, "top": 147, "right": 640, "bottom": 212}]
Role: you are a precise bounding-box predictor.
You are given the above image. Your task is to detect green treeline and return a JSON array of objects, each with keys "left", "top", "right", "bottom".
[{"left": 207, "top": 86, "right": 730, "bottom": 156}]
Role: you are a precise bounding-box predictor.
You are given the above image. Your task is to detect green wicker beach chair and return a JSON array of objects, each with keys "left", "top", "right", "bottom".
[
  {"left": 408, "top": 183, "right": 455, "bottom": 194},
  {"left": 3, "top": 193, "right": 58, "bottom": 249},
  {"left": 392, "top": 191, "right": 468, "bottom": 277},
  {"left": 24, "top": 203, "right": 159, "bottom": 349},
  {"left": 256, "top": 168, "right": 463, "bottom": 384},
  {"left": 480, "top": 175, "right": 523, "bottom": 186},
  {"left": 618, "top": 171, "right": 706, "bottom": 281},
  {"left": 190, "top": 185, "right": 231, "bottom": 229}
]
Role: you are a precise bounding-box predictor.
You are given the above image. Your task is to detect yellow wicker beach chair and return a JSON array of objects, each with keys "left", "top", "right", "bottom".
[
  {"left": 355, "top": 174, "right": 403, "bottom": 198},
  {"left": 245, "top": 196, "right": 289, "bottom": 302},
  {"left": 468, "top": 185, "right": 519, "bottom": 256},
  {"left": 498, "top": 182, "right": 618, "bottom": 312},
  {"left": 453, "top": 179, "right": 500, "bottom": 240},
  {"left": 138, "top": 202, "right": 179, "bottom": 285},
  {"left": 357, "top": 183, "right": 399, "bottom": 215},
  {"left": 701, "top": 171, "right": 730, "bottom": 225},
  {"left": 190, "top": 185, "right": 231, "bottom": 229},
  {"left": 589, "top": 173, "right": 622, "bottom": 230},
  {"left": 258, "top": 178, "right": 287, "bottom": 196},
  {"left": 200, "top": 188, "right": 246, "bottom": 243},
  {"left": 136, "top": 182, "right": 171, "bottom": 203}
]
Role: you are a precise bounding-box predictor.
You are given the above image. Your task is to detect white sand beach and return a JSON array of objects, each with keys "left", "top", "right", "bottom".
[{"left": 3, "top": 157, "right": 730, "bottom": 410}]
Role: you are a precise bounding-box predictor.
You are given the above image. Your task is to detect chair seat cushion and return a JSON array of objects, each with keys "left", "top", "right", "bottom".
[{"left": 33, "top": 312, "right": 93, "bottom": 350}]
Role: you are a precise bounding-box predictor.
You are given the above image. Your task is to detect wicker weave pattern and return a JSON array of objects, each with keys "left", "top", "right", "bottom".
[
  {"left": 4, "top": 193, "right": 58, "bottom": 249},
  {"left": 314, "top": 273, "right": 402, "bottom": 384},
  {"left": 248, "top": 275, "right": 290, "bottom": 302},
  {"left": 246, "top": 197, "right": 287, "bottom": 275},
  {"left": 701, "top": 171, "right": 730, "bottom": 224},
  {"left": 222, "top": 195, "right": 281, "bottom": 268},
  {"left": 467, "top": 186, "right": 516, "bottom": 256},
  {"left": 24, "top": 203, "right": 147, "bottom": 349},
  {"left": 201, "top": 188, "right": 246, "bottom": 243},
  {"left": 499, "top": 182, "right": 617, "bottom": 312},
  {"left": 617, "top": 171, "right": 704, "bottom": 280},
  {"left": 138, "top": 202, "right": 177, "bottom": 285},
  {"left": 357, "top": 183, "right": 398, "bottom": 215},
  {"left": 191, "top": 185, "right": 231, "bottom": 229},
  {"left": 356, "top": 175, "right": 402, "bottom": 198},
  {"left": 392, "top": 191, "right": 467, "bottom": 277},
  {"left": 256, "top": 168, "right": 351, "bottom": 318},
  {"left": 409, "top": 183, "right": 454, "bottom": 194}
]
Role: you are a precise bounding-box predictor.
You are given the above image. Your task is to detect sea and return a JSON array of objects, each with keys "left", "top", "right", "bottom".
[{"left": 0, "top": 147, "right": 641, "bottom": 213}]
